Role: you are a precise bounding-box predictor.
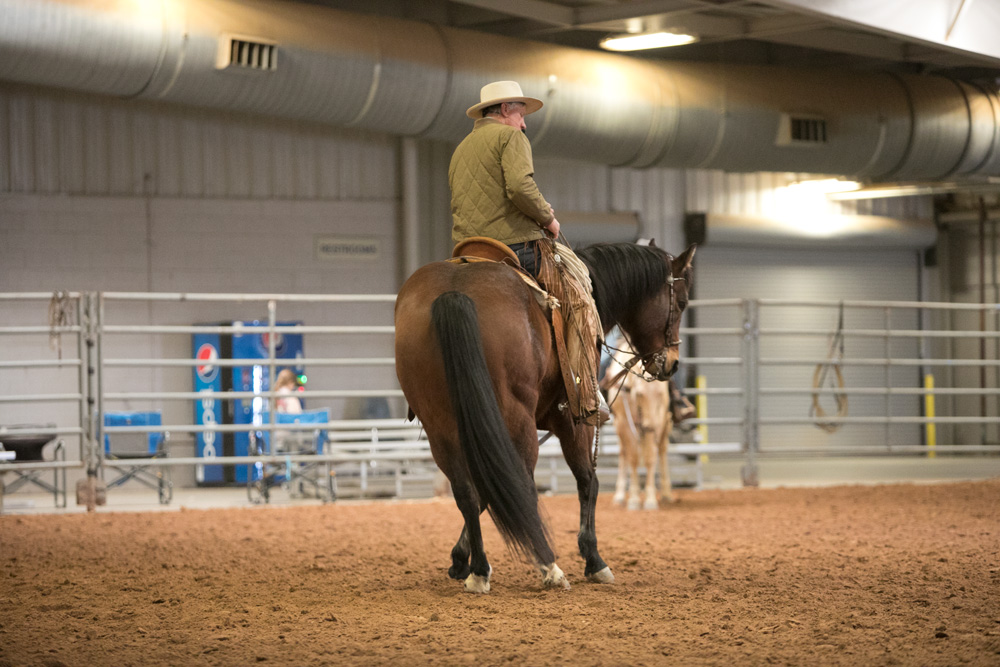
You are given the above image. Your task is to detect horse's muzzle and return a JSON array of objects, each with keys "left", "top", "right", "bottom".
[
  {"left": 645, "top": 353, "right": 678, "bottom": 381},
  {"left": 655, "top": 360, "right": 679, "bottom": 381}
]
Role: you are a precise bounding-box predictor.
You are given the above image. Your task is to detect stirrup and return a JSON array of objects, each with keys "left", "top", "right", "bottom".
[
  {"left": 598, "top": 392, "right": 611, "bottom": 424},
  {"left": 579, "top": 393, "right": 611, "bottom": 426}
]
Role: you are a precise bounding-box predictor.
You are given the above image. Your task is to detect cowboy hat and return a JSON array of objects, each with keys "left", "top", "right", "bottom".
[{"left": 466, "top": 80, "right": 543, "bottom": 119}]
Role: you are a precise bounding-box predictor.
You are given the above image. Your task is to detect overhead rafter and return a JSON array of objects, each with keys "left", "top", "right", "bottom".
[
  {"left": 739, "top": 14, "right": 829, "bottom": 40},
  {"left": 446, "top": 0, "right": 574, "bottom": 27},
  {"left": 582, "top": 12, "right": 746, "bottom": 37},
  {"left": 447, "top": 0, "right": 752, "bottom": 31},
  {"left": 442, "top": 0, "right": 1000, "bottom": 71},
  {"left": 760, "top": 29, "right": 908, "bottom": 63},
  {"left": 753, "top": 0, "right": 1000, "bottom": 67},
  {"left": 573, "top": 0, "right": 725, "bottom": 25}
]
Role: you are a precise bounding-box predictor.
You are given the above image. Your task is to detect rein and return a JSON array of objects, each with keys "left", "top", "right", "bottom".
[{"left": 620, "top": 388, "right": 643, "bottom": 441}]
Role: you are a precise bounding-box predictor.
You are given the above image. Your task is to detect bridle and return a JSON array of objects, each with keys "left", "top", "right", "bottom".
[
  {"left": 636, "top": 272, "right": 684, "bottom": 376},
  {"left": 603, "top": 261, "right": 686, "bottom": 386}
]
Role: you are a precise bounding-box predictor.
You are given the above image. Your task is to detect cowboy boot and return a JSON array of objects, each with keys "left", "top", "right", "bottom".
[{"left": 670, "top": 380, "right": 696, "bottom": 422}]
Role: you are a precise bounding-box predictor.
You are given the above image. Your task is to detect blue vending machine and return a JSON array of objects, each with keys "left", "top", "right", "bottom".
[{"left": 193, "top": 321, "right": 304, "bottom": 485}]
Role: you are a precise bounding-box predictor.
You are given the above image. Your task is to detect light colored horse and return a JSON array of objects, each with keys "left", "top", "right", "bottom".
[{"left": 603, "top": 346, "right": 675, "bottom": 510}]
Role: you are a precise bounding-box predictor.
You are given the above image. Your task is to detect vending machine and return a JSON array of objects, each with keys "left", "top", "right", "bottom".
[{"left": 192, "top": 321, "right": 304, "bottom": 485}]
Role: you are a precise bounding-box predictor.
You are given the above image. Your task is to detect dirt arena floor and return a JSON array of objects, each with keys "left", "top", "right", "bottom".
[{"left": 2, "top": 479, "right": 999, "bottom": 666}]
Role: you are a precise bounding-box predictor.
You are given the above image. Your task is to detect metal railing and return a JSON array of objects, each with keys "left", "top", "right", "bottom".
[
  {"left": 737, "top": 299, "right": 1000, "bottom": 486},
  {"left": 2, "top": 291, "right": 998, "bottom": 508},
  {"left": 0, "top": 292, "right": 93, "bottom": 468}
]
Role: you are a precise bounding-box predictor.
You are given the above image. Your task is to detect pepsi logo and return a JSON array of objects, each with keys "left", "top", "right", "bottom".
[
  {"left": 260, "top": 332, "right": 286, "bottom": 353},
  {"left": 196, "top": 343, "right": 219, "bottom": 382}
]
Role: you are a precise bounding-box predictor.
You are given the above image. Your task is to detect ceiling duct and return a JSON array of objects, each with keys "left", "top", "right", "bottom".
[{"left": 1, "top": 0, "right": 999, "bottom": 180}]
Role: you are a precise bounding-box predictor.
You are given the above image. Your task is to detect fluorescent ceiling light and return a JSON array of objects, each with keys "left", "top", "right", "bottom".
[
  {"left": 786, "top": 178, "right": 862, "bottom": 195},
  {"left": 600, "top": 31, "right": 697, "bottom": 51},
  {"left": 825, "top": 177, "right": 1000, "bottom": 200}
]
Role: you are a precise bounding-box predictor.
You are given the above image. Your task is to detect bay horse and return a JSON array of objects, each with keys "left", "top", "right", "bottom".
[
  {"left": 394, "top": 242, "right": 695, "bottom": 593},
  {"left": 604, "top": 344, "right": 675, "bottom": 511}
]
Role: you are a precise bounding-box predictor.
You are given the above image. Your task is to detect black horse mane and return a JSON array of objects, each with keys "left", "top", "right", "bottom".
[{"left": 575, "top": 243, "right": 672, "bottom": 329}]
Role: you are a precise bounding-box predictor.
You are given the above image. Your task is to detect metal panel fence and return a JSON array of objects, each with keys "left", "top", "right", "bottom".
[{"left": 2, "top": 291, "right": 998, "bottom": 509}]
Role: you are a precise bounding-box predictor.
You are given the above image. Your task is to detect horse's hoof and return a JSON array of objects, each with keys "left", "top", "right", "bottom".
[
  {"left": 587, "top": 567, "right": 615, "bottom": 584},
  {"left": 448, "top": 564, "right": 470, "bottom": 580},
  {"left": 464, "top": 572, "right": 491, "bottom": 594},
  {"left": 643, "top": 498, "right": 658, "bottom": 511},
  {"left": 541, "top": 563, "right": 571, "bottom": 590},
  {"left": 612, "top": 494, "right": 625, "bottom": 506},
  {"left": 626, "top": 498, "right": 641, "bottom": 511}
]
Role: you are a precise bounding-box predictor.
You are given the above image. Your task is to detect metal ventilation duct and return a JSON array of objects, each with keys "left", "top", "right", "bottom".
[{"left": 2, "top": 0, "right": 999, "bottom": 180}]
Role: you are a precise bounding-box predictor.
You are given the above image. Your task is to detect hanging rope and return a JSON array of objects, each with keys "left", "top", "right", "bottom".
[
  {"left": 811, "top": 302, "right": 848, "bottom": 432},
  {"left": 48, "top": 291, "right": 74, "bottom": 360}
]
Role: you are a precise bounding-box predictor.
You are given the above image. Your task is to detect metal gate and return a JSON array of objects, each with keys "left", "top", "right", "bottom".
[{"left": 2, "top": 291, "right": 998, "bottom": 509}]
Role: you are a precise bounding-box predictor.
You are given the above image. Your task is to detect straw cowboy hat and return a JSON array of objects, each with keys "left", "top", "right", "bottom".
[{"left": 466, "top": 80, "right": 543, "bottom": 119}]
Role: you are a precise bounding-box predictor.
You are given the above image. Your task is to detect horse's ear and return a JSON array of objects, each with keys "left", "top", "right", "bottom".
[
  {"left": 672, "top": 244, "right": 696, "bottom": 275},
  {"left": 648, "top": 238, "right": 657, "bottom": 247}
]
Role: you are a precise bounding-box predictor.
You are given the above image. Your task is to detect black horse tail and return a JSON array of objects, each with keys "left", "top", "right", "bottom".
[{"left": 430, "top": 290, "right": 553, "bottom": 564}]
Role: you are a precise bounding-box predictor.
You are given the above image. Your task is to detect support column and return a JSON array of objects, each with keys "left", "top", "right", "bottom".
[
  {"left": 741, "top": 299, "right": 760, "bottom": 487},
  {"left": 401, "top": 137, "right": 421, "bottom": 283}
]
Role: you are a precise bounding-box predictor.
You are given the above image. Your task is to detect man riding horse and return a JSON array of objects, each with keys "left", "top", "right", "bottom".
[
  {"left": 449, "top": 80, "right": 609, "bottom": 426},
  {"left": 395, "top": 81, "right": 694, "bottom": 593}
]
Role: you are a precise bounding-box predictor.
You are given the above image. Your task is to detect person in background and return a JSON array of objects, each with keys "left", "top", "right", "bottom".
[
  {"left": 274, "top": 369, "right": 303, "bottom": 415},
  {"left": 272, "top": 368, "right": 303, "bottom": 452}
]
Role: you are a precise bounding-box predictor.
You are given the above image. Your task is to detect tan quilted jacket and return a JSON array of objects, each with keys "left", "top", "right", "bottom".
[{"left": 449, "top": 117, "right": 554, "bottom": 245}]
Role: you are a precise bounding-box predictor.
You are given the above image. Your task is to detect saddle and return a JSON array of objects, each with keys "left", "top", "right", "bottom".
[
  {"left": 449, "top": 237, "right": 548, "bottom": 303},
  {"left": 449, "top": 237, "right": 592, "bottom": 425},
  {"left": 451, "top": 237, "right": 520, "bottom": 265}
]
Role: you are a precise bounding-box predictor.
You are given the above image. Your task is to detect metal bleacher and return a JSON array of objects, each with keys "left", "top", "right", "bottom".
[{"left": 312, "top": 419, "right": 734, "bottom": 499}]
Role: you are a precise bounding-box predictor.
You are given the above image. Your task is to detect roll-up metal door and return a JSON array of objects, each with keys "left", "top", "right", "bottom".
[{"left": 690, "top": 245, "right": 923, "bottom": 451}]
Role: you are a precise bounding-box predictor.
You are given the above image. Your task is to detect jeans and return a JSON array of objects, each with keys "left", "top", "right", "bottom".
[{"left": 508, "top": 240, "right": 540, "bottom": 278}]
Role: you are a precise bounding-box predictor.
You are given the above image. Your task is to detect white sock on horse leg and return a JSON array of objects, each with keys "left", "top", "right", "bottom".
[{"left": 541, "top": 563, "right": 570, "bottom": 589}]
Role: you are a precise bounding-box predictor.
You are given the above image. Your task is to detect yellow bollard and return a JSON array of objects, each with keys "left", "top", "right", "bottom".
[
  {"left": 924, "top": 374, "right": 936, "bottom": 458},
  {"left": 696, "top": 375, "right": 709, "bottom": 463}
]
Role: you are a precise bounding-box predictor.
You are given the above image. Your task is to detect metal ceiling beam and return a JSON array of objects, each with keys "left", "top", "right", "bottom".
[
  {"left": 753, "top": 0, "right": 1000, "bottom": 67},
  {"left": 590, "top": 12, "right": 745, "bottom": 36},
  {"left": 760, "top": 28, "right": 907, "bottom": 63},
  {"left": 446, "top": 0, "right": 573, "bottom": 26},
  {"left": 450, "top": 0, "right": 751, "bottom": 35},
  {"left": 574, "top": 0, "right": 715, "bottom": 25},
  {"left": 741, "top": 14, "right": 828, "bottom": 40},
  {"left": 448, "top": 0, "right": 740, "bottom": 29}
]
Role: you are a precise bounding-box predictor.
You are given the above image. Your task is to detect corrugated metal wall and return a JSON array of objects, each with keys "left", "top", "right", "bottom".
[
  {"left": 0, "top": 84, "right": 398, "bottom": 200},
  {"left": 534, "top": 157, "right": 687, "bottom": 253},
  {"left": 2, "top": 80, "right": 931, "bottom": 262},
  {"left": 532, "top": 163, "right": 934, "bottom": 258},
  {"left": 419, "top": 151, "right": 689, "bottom": 262}
]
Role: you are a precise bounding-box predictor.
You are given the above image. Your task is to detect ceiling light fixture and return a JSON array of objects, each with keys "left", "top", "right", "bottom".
[
  {"left": 824, "top": 177, "right": 1000, "bottom": 200},
  {"left": 787, "top": 178, "right": 862, "bottom": 195},
  {"left": 599, "top": 31, "right": 698, "bottom": 52}
]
